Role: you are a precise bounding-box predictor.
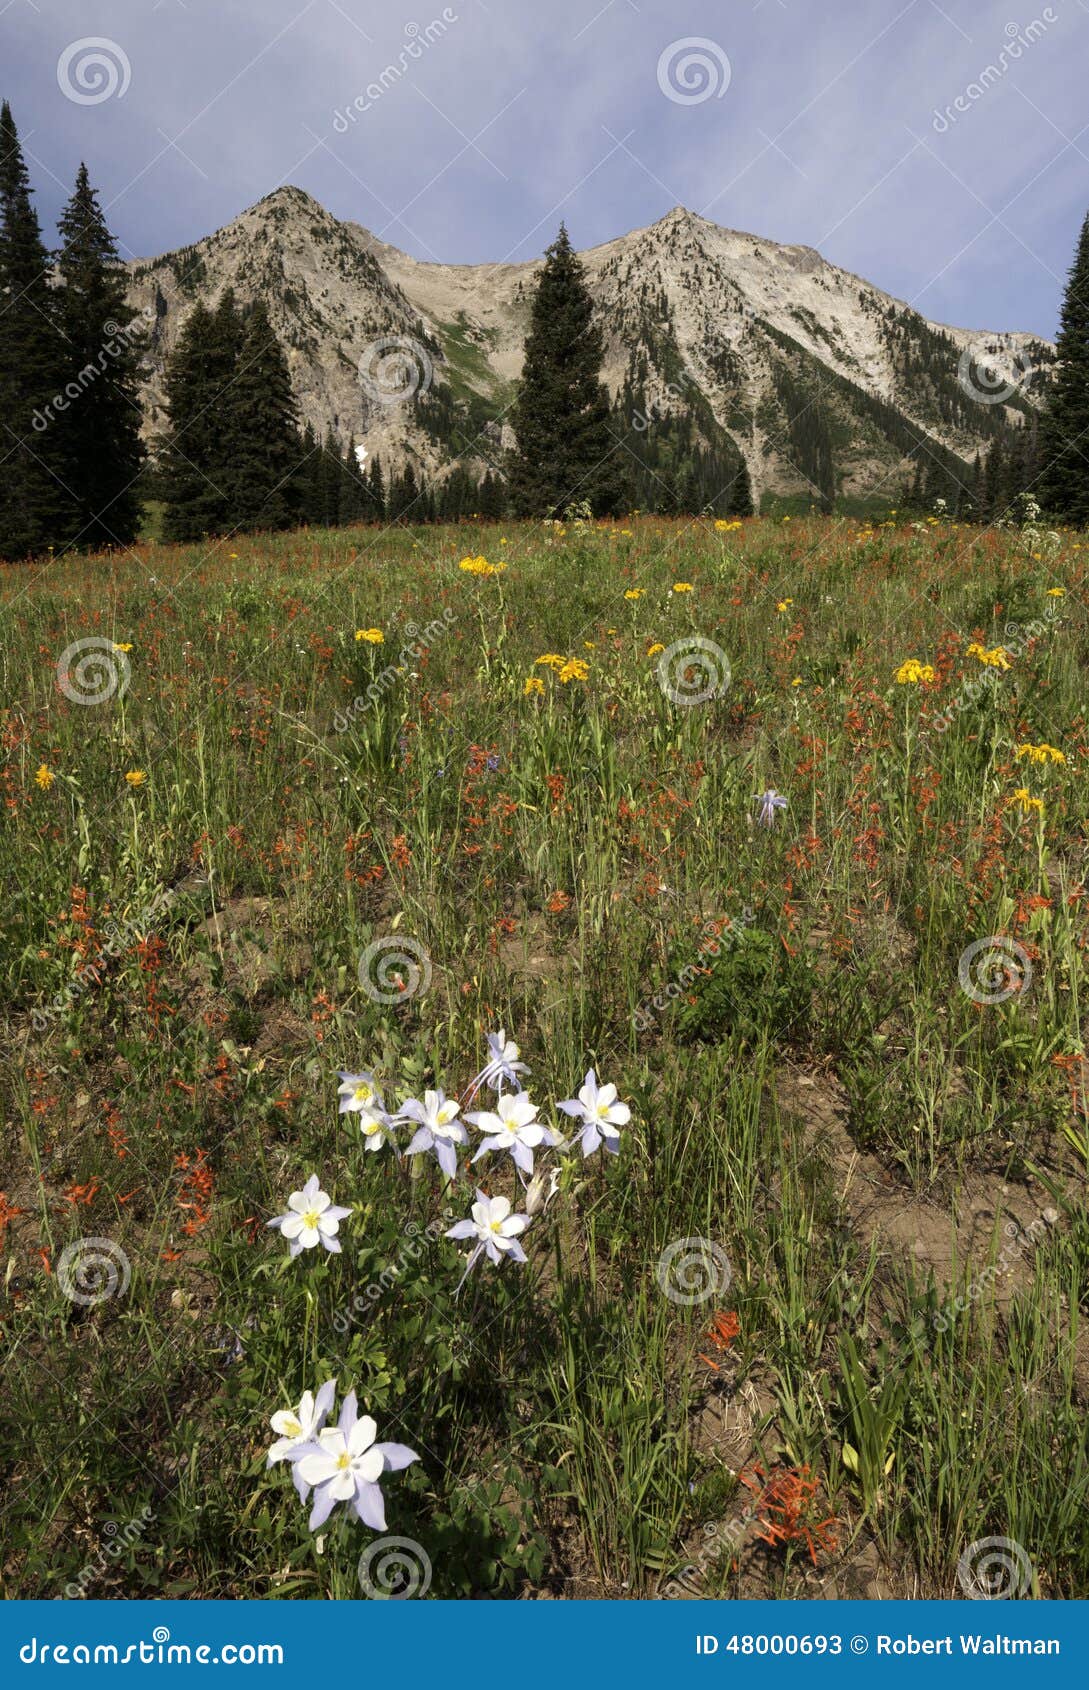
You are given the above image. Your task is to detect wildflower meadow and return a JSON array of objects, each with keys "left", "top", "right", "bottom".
[{"left": 2, "top": 508, "right": 1088, "bottom": 1601}]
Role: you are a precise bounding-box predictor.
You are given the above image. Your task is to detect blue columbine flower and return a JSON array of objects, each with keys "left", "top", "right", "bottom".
[
  {"left": 291, "top": 1390, "right": 418, "bottom": 1532},
  {"left": 557, "top": 1069, "right": 631, "bottom": 1158},
  {"left": 400, "top": 1089, "right": 467, "bottom": 1179},
  {"left": 754, "top": 788, "right": 788, "bottom": 827}
]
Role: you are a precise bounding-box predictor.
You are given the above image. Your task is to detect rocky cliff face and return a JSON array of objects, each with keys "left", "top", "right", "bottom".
[{"left": 127, "top": 186, "right": 1051, "bottom": 502}]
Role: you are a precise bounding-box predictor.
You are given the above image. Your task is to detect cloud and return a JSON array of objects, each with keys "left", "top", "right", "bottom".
[{"left": 4, "top": 0, "right": 1082, "bottom": 335}]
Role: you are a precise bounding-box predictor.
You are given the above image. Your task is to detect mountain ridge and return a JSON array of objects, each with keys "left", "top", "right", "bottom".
[{"left": 126, "top": 186, "right": 1053, "bottom": 507}]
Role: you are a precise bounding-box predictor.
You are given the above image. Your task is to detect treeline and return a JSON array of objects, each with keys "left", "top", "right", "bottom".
[
  {"left": 0, "top": 103, "right": 144, "bottom": 561},
  {"left": 899, "top": 422, "right": 1042, "bottom": 521}
]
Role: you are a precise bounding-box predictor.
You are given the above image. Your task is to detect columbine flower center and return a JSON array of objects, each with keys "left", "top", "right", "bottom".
[
  {"left": 302, "top": 1208, "right": 321, "bottom": 1230},
  {"left": 353, "top": 1084, "right": 373, "bottom": 1104},
  {"left": 336, "top": 1451, "right": 352, "bottom": 1471}
]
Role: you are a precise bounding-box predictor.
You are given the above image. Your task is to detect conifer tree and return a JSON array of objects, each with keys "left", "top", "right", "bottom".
[
  {"left": 0, "top": 102, "right": 70, "bottom": 559},
  {"left": 366, "top": 455, "right": 385, "bottom": 522},
  {"left": 508, "top": 224, "right": 627, "bottom": 518},
  {"left": 226, "top": 300, "right": 301, "bottom": 531},
  {"left": 340, "top": 438, "right": 368, "bottom": 525},
  {"left": 160, "top": 291, "right": 244, "bottom": 540},
  {"left": 54, "top": 163, "right": 145, "bottom": 548},
  {"left": 1039, "top": 212, "right": 1089, "bottom": 525}
]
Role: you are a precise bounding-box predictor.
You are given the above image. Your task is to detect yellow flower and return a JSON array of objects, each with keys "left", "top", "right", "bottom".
[
  {"left": 534, "top": 654, "right": 565, "bottom": 671},
  {"left": 895, "top": 659, "right": 935, "bottom": 685},
  {"left": 558, "top": 658, "right": 589, "bottom": 683},
  {"left": 355, "top": 628, "right": 384, "bottom": 644},
  {"left": 1047, "top": 587, "right": 1065, "bottom": 596},
  {"left": 777, "top": 598, "right": 793, "bottom": 613},
  {"left": 966, "top": 642, "right": 1011, "bottom": 670},
  {"left": 458, "top": 555, "right": 505, "bottom": 578},
  {"left": 112, "top": 641, "right": 133, "bottom": 654},
  {"left": 34, "top": 764, "right": 55, "bottom": 790},
  {"left": 1015, "top": 743, "right": 1066, "bottom": 765},
  {"left": 791, "top": 677, "right": 803, "bottom": 688},
  {"left": 523, "top": 676, "right": 545, "bottom": 698},
  {"left": 1010, "top": 787, "right": 1044, "bottom": 816},
  {"left": 672, "top": 581, "right": 693, "bottom": 593},
  {"left": 714, "top": 518, "right": 742, "bottom": 532},
  {"left": 646, "top": 642, "right": 665, "bottom": 658},
  {"left": 624, "top": 588, "right": 644, "bottom": 600},
  {"left": 125, "top": 770, "right": 147, "bottom": 788},
  {"left": 620, "top": 529, "right": 633, "bottom": 537}
]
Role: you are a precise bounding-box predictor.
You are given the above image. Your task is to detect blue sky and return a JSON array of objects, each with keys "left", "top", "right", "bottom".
[{"left": 3, "top": 0, "right": 1086, "bottom": 337}]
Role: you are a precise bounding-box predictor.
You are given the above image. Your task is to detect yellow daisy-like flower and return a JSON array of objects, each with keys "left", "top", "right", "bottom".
[
  {"left": 1010, "top": 787, "right": 1044, "bottom": 816},
  {"left": 624, "top": 588, "right": 644, "bottom": 600},
  {"left": 112, "top": 641, "right": 133, "bottom": 654},
  {"left": 791, "top": 677, "right": 803, "bottom": 688},
  {"left": 1047, "top": 587, "right": 1065, "bottom": 596},
  {"left": 125, "top": 770, "right": 148, "bottom": 788},
  {"left": 355, "top": 628, "right": 384, "bottom": 644},
  {"left": 534, "top": 654, "right": 566, "bottom": 671},
  {"left": 895, "top": 659, "right": 935, "bottom": 685},
  {"left": 714, "top": 518, "right": 743, "bottom": 532},
  {"left": 34, "top": 764, "right": 55, "bottom": 790},
  {"left": 647, "top": 642, "right": 665, "bottom": 658},
  {"left": 672, "top": 582, "right": 693, "bottom": 594},
  {"left": 458, "top": 555, "right": 505, "bottom": 578},
  {"left": 558, "top": 658, "right": 589, "bottom": 683},
  {"left": 777, "top": 598, "right": 793, "bottom": 613},
  {"left": 1015, "top": 743, "right": 1066, "bottom": 765},
  {"left": 523, "top": 676, "right": 545, "bottom": 698},
  {"left": 966, "top": 642, "right": 1011, "bottom": 670}
]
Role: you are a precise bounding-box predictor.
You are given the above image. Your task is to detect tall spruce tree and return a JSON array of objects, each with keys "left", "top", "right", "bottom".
[
  {"left": 226, "top": 300, "right": 301, "bottom": 531},
  {"left": 54, "top": 163, "right": 145, "bottom": 548},
  {"left": 1039, "top": 212, "right": 1089, "bottom": 525},
  {"left": 160, "top": 291, "right": 244, "bottom": 540},
  {"left": 0, "top": 102, "right": 71, "bottom": 559},
  {"left": 508, "top": 224, "right": 627, "bottom": 518}
]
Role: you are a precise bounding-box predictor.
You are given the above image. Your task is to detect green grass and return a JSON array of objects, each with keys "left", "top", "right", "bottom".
[{"left": 1, "top": 509, "right": 1087, "bottom": 1599}]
